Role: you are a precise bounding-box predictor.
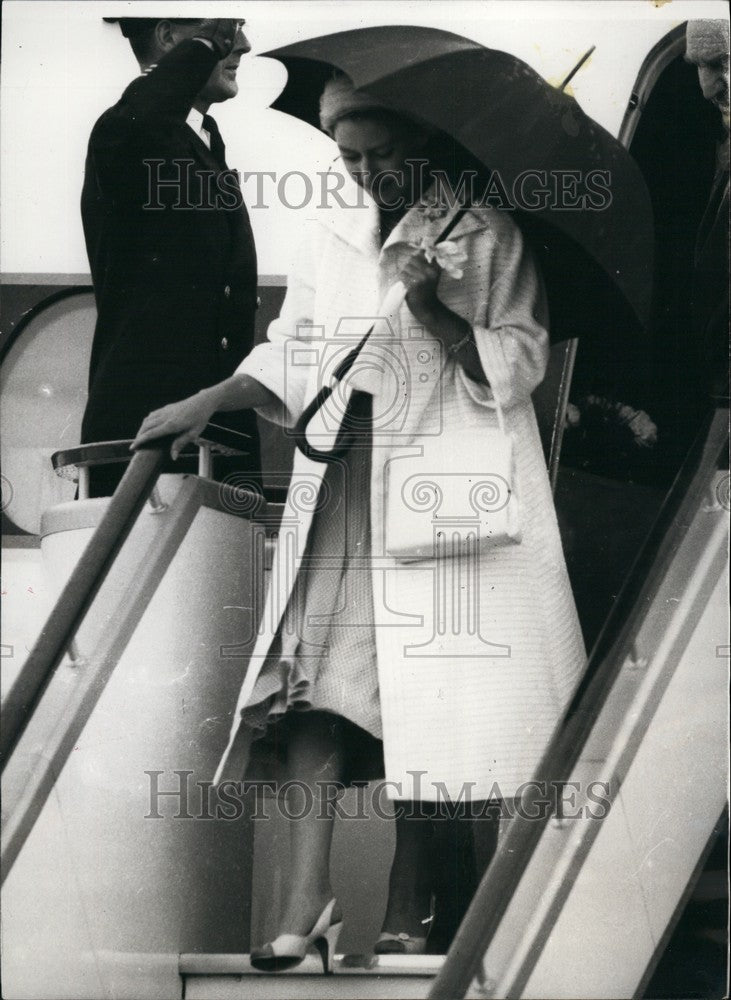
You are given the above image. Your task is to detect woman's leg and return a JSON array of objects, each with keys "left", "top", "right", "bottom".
[
  {"left": 380, "top": 808, "right": 436, "bottom": 938},
  {"left": 275, "top": 711, "right": 346, "bottom": 936}
]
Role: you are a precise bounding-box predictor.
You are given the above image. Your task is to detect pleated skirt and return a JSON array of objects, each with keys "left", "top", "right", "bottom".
[{"left": 240, "top": 400, "right": 385, "bottom": 784}]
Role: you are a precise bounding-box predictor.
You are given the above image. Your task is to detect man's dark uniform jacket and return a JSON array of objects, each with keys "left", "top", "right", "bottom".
[
  {"left": 692, "top": 158, "right": 730, "bottom": 402},
  {"left": 80, "top": 39, "right": 261, "bottom": 494}
]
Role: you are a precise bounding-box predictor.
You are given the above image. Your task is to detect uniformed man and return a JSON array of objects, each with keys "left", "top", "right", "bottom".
[{"left": 80, "top": 17, "right": 261, "bottom": 494}]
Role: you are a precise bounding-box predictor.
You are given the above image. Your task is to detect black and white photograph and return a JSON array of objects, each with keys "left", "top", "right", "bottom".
[{"left": 0, "top": 1, "right": 728, "bottom": 998}]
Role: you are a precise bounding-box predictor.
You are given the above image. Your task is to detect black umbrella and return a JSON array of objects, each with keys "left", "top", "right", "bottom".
[{"left": 262, "top": 25, "right": 654, "bottom": 344}]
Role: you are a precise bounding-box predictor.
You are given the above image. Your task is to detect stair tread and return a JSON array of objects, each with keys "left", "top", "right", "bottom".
[
  {"left": 180, "top": 953, "right": 444, "bottom": 977},
  {"left": 184, "top": 970, "right": 439, "bottom": 1000}
]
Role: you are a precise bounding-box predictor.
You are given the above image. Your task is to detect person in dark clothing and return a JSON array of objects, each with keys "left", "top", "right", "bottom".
[
  {"left": 80, "top": 17, "right": 261, "bottom": 495},
  {"left": 686, "top": 18, "right": 730, "bottom": 402}
]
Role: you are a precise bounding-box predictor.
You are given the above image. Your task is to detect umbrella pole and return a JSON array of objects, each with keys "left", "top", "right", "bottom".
[{"left": 559, "top": 45, "right": 596, "bottom": 91}]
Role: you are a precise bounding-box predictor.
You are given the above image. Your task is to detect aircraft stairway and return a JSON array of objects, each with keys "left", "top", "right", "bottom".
[{"left": 1, "top": 409, "right": 728, "bottom": 1000}]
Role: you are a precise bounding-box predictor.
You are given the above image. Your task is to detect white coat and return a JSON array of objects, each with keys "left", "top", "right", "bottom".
[{"left": 216, "top": 191, "right": 586, "bottom": 801}]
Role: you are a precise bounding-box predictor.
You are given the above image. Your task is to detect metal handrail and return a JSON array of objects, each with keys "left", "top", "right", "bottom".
[
  {"left": 429, "top": 404, "right": 728, "bottom": 999},
  {"left": 0, "top": 286, "right": 93, "bottom": 362},
  {"left": 0, "top": 440, "right": 172, "bottom": 767},
  {"left": 1, "top": 440, "right": 267, "bottom": 883}
]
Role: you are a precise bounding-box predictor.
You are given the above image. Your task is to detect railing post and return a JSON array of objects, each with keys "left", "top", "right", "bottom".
[{"left": 0, "top": 440, "right": 172, "bottom": 767}]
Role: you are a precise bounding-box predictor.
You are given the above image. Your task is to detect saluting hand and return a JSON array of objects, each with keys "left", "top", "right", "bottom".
[{"left": 194, "top": 19, "right": 238, "bottom": 60}]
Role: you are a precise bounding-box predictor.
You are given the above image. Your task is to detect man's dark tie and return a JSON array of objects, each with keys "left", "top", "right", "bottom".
[
  {"left": 202, "top": 114, "right": 227, "bottom": 168},
  {"left": 203, "top": 113, "right": 249, "bottom": 245}
]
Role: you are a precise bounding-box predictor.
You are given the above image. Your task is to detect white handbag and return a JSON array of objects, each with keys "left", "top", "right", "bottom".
[{"left": 385, "top": 399, "right": 521, "bottom": 562}]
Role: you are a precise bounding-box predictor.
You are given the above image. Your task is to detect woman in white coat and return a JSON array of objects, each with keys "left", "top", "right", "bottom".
[{"left": 133, "top": 74, "right": 586, "bottom": 970}]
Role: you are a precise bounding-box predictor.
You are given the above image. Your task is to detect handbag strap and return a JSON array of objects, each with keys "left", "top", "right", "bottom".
[{"left": 293, "top": 204, "right": 470, "bottom": 463}]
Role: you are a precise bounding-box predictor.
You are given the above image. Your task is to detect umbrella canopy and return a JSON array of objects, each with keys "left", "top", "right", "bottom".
[{"left": 263, "top": 25, "right": 654, "bottom": 343}]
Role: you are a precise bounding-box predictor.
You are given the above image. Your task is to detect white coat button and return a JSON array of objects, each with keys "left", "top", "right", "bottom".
[
  {"left": 224, "top": 285, "right": 231, "bottom": 298},
  {"left": 221, "top": 337, "right": 229, "bottom": 350},
  {"left": 256, "top": 296, "right": 261, "bottom": 308}
]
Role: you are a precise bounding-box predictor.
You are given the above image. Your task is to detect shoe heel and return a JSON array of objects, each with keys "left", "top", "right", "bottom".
[{"left": 314, "top": 920, "right": 342, "bottom": 974}]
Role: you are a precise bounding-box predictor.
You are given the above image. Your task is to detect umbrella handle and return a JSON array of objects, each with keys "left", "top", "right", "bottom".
[
  {"left": 294, "top": 383, "right": 377, "bottom": 463},
  {"left": 292, "top": 384, "right": 343, "bottom": 463},
  {"left": 292, "top": 280, "right": 409, "bottom": 463}
]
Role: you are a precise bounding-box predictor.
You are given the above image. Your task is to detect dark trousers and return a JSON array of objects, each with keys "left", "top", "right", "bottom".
[{"left": 401, "top": 802, "right": 500, "bottom": 954}]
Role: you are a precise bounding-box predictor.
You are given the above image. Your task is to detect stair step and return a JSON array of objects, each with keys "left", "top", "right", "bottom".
[{"left": 181, "top": 954, "right": 443, "bottom": 999}]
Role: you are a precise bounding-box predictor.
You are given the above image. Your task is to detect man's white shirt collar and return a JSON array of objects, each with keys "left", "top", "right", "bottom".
[{"left": 186, "top": 107, "right": 211, "bottom": 150}]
